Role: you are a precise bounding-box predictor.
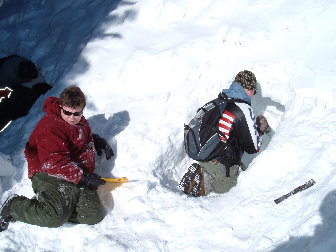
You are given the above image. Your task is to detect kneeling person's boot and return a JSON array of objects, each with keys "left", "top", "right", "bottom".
[
  {"left": 179, "top": 163, "right": 205, "bottom": 197},
  {"left": 191, "top": 170, "right": 205, "bottom": 197},
  {"left": 0, "top": 195, "right": 20, "bottom": 232}
]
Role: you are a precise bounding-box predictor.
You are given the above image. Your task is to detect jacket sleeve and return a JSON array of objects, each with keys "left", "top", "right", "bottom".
[
  {"left": 36, "top": 125, "right": 83, "bottom": 184},
  {"left": 230, "top": 102, "right": 262, "bottom": 154}
]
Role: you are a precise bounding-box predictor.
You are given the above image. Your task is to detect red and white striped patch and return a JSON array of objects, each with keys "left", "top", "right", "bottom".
[{"left": 218, "top": 110, "right": 236, "bottom": 142}]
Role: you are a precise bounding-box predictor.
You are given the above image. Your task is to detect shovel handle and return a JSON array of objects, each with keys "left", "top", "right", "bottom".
[{"left": 102, "top": 177, "right": 128, "bottom": 183}]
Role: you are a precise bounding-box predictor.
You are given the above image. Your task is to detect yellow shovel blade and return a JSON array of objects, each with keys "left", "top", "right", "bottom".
[{"left": 102, "top": 177, "right": 128, "bottom": 183}]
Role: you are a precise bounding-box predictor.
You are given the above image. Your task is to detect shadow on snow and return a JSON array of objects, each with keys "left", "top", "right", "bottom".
[
  {"left": 272, "top": 190, "right": 336, "bottom": 252},
  {"left": 0, "top": 0, "right": 135, "bottom": 194}
]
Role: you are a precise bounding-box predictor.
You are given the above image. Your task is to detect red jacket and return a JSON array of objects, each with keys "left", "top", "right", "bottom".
[{"left": 24, "top": 97, "right": 95, "bottom": 184}]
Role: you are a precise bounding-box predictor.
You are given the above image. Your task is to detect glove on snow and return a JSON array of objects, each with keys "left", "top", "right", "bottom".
[
  {"left": 93, "top": 134, "right": 114, "bottom": 160},
  {"left": 256, "top": 115, "right": 271, "bottom": 135},
  {"left": 78, "top": 172, "right": 105, "bottom": 190}
]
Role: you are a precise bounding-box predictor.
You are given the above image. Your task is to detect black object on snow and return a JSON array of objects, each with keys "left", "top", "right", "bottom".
[{"left": 274, "top": 179, "right": 316, "bottom": 204}]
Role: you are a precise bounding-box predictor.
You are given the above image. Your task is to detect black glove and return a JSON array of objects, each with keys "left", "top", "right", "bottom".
[
  {"left": 78, "top": 172, "right": 105, "bottom": 190},
  {"left": 93, "top": 134, "right": 114, "bottom": 160},
  {"left": 256, "top": 115, "right": 271, "bottom": 135}
]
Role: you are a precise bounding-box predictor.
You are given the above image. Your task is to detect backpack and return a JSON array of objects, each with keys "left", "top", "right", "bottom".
[{"left": 184, "top": 94, "right": 236, "bottom": 162}]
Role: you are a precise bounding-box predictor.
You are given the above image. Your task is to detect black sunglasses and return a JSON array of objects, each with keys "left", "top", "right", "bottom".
[{"left": 61, "top": 107, "right": 83, "bottom": 117}]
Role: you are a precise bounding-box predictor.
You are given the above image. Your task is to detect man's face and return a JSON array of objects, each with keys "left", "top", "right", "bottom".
[
  {"left": 244, "top": 89, "right": 256, "bottom": 99},
  {"left": 60, "top": 105, "right": 83, "bottom": 125}
]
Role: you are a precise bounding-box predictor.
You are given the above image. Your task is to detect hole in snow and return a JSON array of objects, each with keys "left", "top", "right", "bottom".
[
  {"left": 243, "top": 93, "right": 285, "bottom": 166},
  {"left": 154, "top": 93, "right": 285, "bottom": 192}
]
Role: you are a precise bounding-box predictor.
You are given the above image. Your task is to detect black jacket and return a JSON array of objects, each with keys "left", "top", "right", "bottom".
[{"left": 217, "top": 82, "right": 262, "bottom": 167}]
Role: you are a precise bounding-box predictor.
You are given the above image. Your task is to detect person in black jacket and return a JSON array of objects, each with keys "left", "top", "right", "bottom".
[
  {"left": 0, "top": 55, "right": 52, "bottom": 131},
  {"left": 179, "top": 70, "right": 271, "bottom": 196}
]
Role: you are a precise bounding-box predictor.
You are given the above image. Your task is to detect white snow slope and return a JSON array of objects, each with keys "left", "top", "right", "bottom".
[{"left": 1, "top": 0, "right": 336, "bottom": 251}]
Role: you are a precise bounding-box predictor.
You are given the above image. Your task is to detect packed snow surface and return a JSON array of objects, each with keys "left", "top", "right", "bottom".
[{"left": 1, "top": 0, "right": 336, "bottom": 251}]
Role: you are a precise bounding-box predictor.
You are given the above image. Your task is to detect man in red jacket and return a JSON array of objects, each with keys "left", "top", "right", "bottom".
[{"left": 0, "top": 85, "right": 114, "bottom": 232}]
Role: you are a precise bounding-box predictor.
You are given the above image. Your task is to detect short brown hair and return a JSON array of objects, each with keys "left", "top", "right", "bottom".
[{"left": 59, "top": 85, "right": 86, "bottom": 109}]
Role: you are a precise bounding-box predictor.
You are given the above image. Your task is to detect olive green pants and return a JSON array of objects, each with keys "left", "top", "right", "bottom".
[
  {"left": 199, "top": 161, "right": 240, "bottom": 195},
  {"left": 10, "top": 172, "right": 105, "bottom": 228}
]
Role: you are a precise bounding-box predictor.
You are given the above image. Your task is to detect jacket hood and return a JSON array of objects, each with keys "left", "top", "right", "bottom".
[
  {"left": 43, "top": 97, "right": 61, "bottom": 116},
  {"left": 221, "top": 81, "right": 251, "bottom": 105}
]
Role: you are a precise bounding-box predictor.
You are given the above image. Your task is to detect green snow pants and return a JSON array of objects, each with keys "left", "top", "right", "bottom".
[
  {"left": 10, "top": 172, "right": 105, "bottom": 228},
  {"left": 199, "top": 161, "right": 240, "bottom": 195}
]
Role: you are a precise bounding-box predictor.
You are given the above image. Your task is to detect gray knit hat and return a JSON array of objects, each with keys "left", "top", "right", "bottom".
[{"left": 234, "top": 70, "right": 257, "bottom": 91}]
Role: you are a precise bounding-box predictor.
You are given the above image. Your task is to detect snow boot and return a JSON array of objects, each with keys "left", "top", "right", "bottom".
[
  {"left": 179, "top": 163, "right": 200, "bottom": 194},
  {"left": 179, "top": 163, "right": 205, "bottom": 197},
  {"left": 0, "top": 194, "right": 19, "bottom": 232},
  {"left": 191, "top": 170, "right": 205, "bottom": 197}
]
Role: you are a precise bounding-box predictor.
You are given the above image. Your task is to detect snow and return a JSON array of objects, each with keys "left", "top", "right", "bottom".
[{"left": 1, "top": 0, "right": 336, "bottom": 251}]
